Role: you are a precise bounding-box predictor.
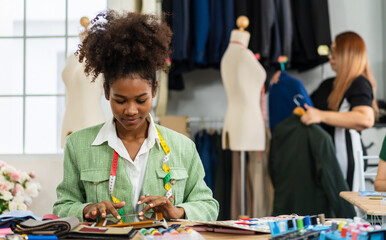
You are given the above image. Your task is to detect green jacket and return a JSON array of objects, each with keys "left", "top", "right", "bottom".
[
  {"left": 269, "top": 114, "right": 356, "bottom": 218},
  {"left": 53, "top": 124, "right": 219, "bottom": 221}
]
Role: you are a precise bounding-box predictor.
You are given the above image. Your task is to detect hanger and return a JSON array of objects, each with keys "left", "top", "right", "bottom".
[{"left": 293, "top": 94, "right": 305, "bottom": 116}]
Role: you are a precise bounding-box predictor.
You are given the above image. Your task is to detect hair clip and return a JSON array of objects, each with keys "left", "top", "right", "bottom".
[
  {"left": 166, "top": 58, "right": 171, "bottom": 68},
  {"left": 91, "top": 12, "right": 106, "bottom": 24}
]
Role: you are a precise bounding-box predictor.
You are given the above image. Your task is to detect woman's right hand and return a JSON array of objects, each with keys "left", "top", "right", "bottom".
[
  {"left": 83, "top": 200, "right": 125, "bottom": 220},
  {"left": 271, "top": 70, "right": 281, "bottom": 84}
]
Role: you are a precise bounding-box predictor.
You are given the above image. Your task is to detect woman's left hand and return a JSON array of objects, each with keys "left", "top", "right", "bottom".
[
  {"left": 137, "top": 195, "right": 185, "bottom": 219},
  {"left": 301, "top": 104, "right": 324, "bottom": 125}
]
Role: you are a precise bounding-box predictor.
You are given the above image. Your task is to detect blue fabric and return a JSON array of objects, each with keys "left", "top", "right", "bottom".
[
  {"left": 269, "top": 71, "right": 313, "bottom": 132},
  {"left": 0, "top": 210, "right": 42, "bottom": 221},
  {"left": 195, "top": 130, "right": 213, "bottom": 189},
  {"left": 207, "top": 0, "right": 223, "bottom": 65},
  {"left": 219, "top": 0, "right": 234, "bottom": 58},
  {"left": 171, "top": 0, "right": 190, "bottom": 61},
  {"left": 209, "top": 133, "right": 218, "bottom": 186},
  {"left": 192, "top": 0, "right": 210, "bottom": 64},
  {"left": 0, "top": 210, "right": 42, "bottom": 228},
  {"left": 359, "top": 190, "right": 386, "bottom": 197}
]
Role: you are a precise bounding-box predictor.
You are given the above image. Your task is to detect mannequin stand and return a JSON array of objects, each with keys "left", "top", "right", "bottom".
[{"left": 240, "top": 150, "right": 246, "bottom": 216}]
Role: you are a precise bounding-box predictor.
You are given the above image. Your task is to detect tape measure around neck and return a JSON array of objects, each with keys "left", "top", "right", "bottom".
[
  {"left": 109, "top": 150, "right": 119, "bottom": 197},
  {"left": 108, "top": 126, "right": 174, "bottom": 206},
  {"left": 155, "top": 127, "right": 173, "bottom": 203}
]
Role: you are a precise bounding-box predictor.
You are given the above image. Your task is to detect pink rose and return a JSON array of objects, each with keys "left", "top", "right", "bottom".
[
  {"left": 0, "top": 182, "right": 12, "bottom": 192},
  {"left": 10, "top": 172, "right": 20, "bottom": 181},
  {"left": 12, "top": 184, "right": 24, "bottom": 196}
]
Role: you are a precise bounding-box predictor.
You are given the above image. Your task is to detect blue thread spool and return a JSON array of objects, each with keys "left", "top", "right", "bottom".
[
  {"left": 303, "top": 216, "right": 311, "bottom": 227},
  {"left": 158, "top": 228, "right": 168, "bottom": 235}
]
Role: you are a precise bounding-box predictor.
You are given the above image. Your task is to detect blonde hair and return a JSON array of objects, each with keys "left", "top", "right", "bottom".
[{"left": 328, "top": 31, "right": 378, "bottom": 117}]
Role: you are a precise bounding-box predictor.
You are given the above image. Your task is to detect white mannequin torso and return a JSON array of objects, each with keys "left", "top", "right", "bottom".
[
  {"left": 61, "top": 54, "right": 105, "bottom": 148},
  {"left": 220, "top": 30, "right": 266, "bottom": 151}
]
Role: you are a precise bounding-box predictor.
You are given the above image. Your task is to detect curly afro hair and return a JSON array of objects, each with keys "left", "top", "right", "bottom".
[{"left": 77, "top": 10, "right": 172, "bottom": 92}]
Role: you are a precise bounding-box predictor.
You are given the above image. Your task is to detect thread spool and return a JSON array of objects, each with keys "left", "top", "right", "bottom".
[
  {"left": 341, "top": 226, "right": 348, "bottom": 237},
  {"left": 310, "top": 216, "right": 318, "bottom": 225},
  {"left": 318, "top": 213, "right": 325, "bottom": 224},
  {"left": 338, "top": 222, "right": 345, "bottom": 231},
  {"left": 303, "top": 216, "right": 311, "bottom": 227},
  {"left": 352, "top": 230, "right": 359, "bottom": 240},
  {"left": 296, "top": 219, "right": 304, "bottom": 230},
  {"left": 279, "top": 221, "right": 286, "bottom": 232}
]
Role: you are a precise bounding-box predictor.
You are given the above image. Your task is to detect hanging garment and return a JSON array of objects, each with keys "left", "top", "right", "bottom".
[
  {"left": 269, "top": 114, "right": 356, "bottom": 218},
  {"left": 290, "top": 0, "right": 331, "bottom": 71},
  {"left": 268, "top": 71, "right": 313, "bottom": 132},
  {"left": 275, "top": 0, "right": 293, "bottom": 65},
  {"left": 192, "top": 0, "right": 210, "bottom": 64},
  {"left": 311, "top": 76, "right": 374, "bottom": 191},
  {"left": 219, "top": 0, "right": 235, "bottom": 58},
  {"left": 207, "top": 0, "right": 223, "bottom": 65},
  {"left": 213, "top": 133, "right": 232, "bottom": 220},
  {"left": 195, "top": 130, "right": 213, "bottom": 189}
]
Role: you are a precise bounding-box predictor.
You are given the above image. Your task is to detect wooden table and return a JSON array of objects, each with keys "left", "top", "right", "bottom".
[
  {"left": 339, "top": 191, "right": 386, "bottom": 216},
  {"left": 340, "top": 191, "right": 386, "bottom": 226},
  {"left": 131, "top": 221, "right": 271, "bottom": 239}
]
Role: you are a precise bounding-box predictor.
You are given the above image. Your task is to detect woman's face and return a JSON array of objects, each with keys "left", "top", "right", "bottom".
[
  {"left": 329, "top": 41, "right": 337, "bottom": 72},
  {"left": 105, "top": 76, "right": 157, "bottom": 133}
]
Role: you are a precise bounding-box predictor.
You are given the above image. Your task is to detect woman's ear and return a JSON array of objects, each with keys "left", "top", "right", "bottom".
[
  {"left": 103, "top": 83, "right": 110, "bottom": 100},
  {"left": 152, "top": 80, "right": 158, "bottom": 98}
]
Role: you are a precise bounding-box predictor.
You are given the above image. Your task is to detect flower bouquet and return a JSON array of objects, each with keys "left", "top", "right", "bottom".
[{"left": 0, "top": 161, "right": 41, "bottom": 213}]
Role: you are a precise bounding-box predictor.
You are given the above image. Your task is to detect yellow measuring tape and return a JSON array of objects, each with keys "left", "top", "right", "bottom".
[{"left": 156, "top": 127, "right": 174, "bottom": 203}]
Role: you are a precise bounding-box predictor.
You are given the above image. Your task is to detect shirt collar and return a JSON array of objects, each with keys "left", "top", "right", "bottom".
[{"left": 92, "top": 113, "right": 160, "bottom": 148}]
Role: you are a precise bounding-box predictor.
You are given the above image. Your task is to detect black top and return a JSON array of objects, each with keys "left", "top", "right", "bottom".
[{"left": 311, "top": 75, "right": 373, "bottom": 137}]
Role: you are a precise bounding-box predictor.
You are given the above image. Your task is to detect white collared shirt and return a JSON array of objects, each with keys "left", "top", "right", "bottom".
[{"left": 92, "top": 114, "right": 160, "bottom": 212}]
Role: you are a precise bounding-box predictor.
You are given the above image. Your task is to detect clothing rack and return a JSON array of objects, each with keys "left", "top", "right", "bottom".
[
  {"left": 153, "top": 116, "right": 224, "bottom": 123},
  {"left": 187, "top": 116, "right": 224, "bottom": 123}
]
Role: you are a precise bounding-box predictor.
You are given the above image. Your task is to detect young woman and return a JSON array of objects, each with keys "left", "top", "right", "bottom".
[
  {"left": 301, "top": 31, "right": 378, "bottom": 191},
  {"left": 53, "top": 11, "right": 219, "bottom": 222}
]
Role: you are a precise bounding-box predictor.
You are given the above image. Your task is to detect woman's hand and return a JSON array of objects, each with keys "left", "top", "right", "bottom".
[
  {"left": 271, "top": 70, "right": 281, "bottom": 84},
  {"left": 83, "top": 200, "right": 125, "bottom": 220},
  {"left": 301, "top": 104, "right": 324, "bottom": 125},
  {"left": 137, "top": 195, "right": 185, "bottom": 219}
]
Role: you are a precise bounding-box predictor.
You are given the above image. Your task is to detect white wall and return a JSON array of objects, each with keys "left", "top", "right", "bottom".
[{"left": 167, "top": 0, "right": 385, "bottom": 119}]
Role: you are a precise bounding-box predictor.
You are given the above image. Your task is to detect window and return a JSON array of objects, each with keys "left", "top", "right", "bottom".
[{"left": 0, "top": 0, "right": 107, "bottom": 154}]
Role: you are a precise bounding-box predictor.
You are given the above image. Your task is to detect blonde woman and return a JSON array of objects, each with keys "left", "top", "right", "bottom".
[{"left": 302, "top": 31, "right": 378, "bottom": 191}]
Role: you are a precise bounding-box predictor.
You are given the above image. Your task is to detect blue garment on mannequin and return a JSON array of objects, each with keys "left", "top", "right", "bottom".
[{"left": 269, "top": 71, "right": 313, "bottom": 132}]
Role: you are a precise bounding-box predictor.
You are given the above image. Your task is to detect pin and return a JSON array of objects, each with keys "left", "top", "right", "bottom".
[{"left": 171, "top": 179, "right": 177, "bottom": 185}]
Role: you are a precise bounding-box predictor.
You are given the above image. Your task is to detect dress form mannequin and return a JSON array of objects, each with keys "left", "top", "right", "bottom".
[
  {"left": 61, "top": 17, "right": 105, "bottom": 148},
  {"left": 141, "top": 0, "right": 157, "bottom": 14},
  {"left": 221, "top": 16, "right": 267, "bottom": 217},
  {"left": 107, "top": 0, "right": 139, "bottom": 13},
  {"left": 221, "top": 16, "right": 266, "bottom": 151}
]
